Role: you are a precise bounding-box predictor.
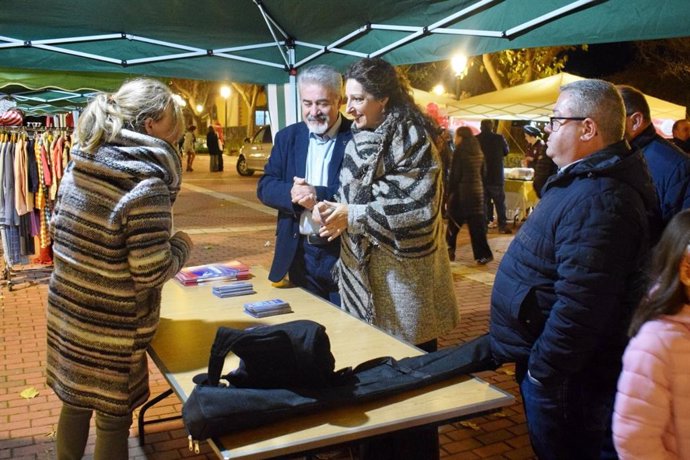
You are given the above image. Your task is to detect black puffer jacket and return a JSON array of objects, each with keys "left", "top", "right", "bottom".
[
  {"left": 447, "top": 141, "right": 485, "bottom": 219},
  {"left": 489, "top": 141, "right": 660, "bottom": 385}
]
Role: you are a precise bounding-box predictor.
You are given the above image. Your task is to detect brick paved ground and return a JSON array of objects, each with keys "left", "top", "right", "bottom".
[{"left": 0, "top": 155, "right": 535, "bottom": 459}]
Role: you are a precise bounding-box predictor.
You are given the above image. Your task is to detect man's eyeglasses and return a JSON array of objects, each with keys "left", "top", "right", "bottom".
[{"left": 548, "top": 116, "right": 587, "bottom": 132}]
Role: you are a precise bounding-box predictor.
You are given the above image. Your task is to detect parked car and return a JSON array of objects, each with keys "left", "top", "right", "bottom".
[{"left": 237, "top": 125, "right": 272, "bottom": 176}]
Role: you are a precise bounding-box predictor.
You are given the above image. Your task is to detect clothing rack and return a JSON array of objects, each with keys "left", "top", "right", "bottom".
[{"left": 0, "top": 125, "right": 68, "bottom": 290}]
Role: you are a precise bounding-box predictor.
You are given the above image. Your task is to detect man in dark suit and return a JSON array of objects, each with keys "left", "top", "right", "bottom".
[
  {"left": 257, "top": 65, "right": 352, "bottom": 305},
  {"left": 477, "top": 119, "right": 512, "bottom": 234}
]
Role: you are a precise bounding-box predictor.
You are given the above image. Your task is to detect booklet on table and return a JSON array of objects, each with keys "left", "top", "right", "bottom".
[{"left": 175, "top": 260, "right": 251, "bottom": 286}]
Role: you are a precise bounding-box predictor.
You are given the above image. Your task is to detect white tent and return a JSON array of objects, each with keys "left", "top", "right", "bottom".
[{"left": 446, "top": 73, "right": 686, "bottom": 122}]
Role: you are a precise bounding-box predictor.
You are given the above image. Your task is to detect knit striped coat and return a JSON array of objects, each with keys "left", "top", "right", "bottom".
[
  {"left": 46, "top": 129, "right": 191, "bottom": 416},
  {"left": 335, "top": 113, "right": 459, "bottom": 345}
]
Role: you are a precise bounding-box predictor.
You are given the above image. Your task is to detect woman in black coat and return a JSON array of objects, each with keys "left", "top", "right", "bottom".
[{"left": 446, "top": 126, "right": 493, "bottom": 264}]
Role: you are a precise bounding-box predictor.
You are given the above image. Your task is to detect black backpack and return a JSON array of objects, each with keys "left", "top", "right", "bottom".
[{"left": 182, "top": 320, "right": 498, "bottom": 445}]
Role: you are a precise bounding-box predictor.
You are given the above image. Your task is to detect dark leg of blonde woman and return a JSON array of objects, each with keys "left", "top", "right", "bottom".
[
  {"left": 56, "top": 403, "right": 92, "bottom": 460},
  {"left": 93, "top": 411, "right": 133, "bottom": 459},
  {"left": 56, "top": 404, "right": 132, "bottom": 460}
]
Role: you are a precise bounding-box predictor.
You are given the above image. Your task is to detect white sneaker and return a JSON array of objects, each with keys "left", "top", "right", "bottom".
[{"left": 488, "top": 222, "right": 497, "bottom": 228}]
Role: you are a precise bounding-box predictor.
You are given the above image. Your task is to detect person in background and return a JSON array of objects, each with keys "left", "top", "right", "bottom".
[
  {"left": 618, "top": 85, "right": 690, "bottom": 230},
  {"left": 671, "top": 118, "right": 690, "bottom": 154},
  {"left": 477, "top": 119, "right": 512, "bottom": 234},
  {"left": 490, "top": 79, "right": 659, "bottom": 459},
  {"left": 47, "top": 78, "right": 193, "bottom": 460},
  {"left": 523, "top": 125, "right": 557, "bottom": 199},
  {"left": 446, "top": 126, "right": 493, "bottom": 264},
  {"left": 613, "top": 209, "right": 690, "bottom": 460},
  {"left": 182, "top": 124, "right": 196, "bottom": 171},
  {"left": 257, "top": 64, "right": 352, "bottom": 304},
  {"left": 522, "top": 125, "right": 543, "bottom": 169},
  {"left": 434, "top": 127, "right": 454, "bottom": 220},
  {"left": 315, "top": 55, "right": 458, "bottom": 460},
  {"left": 207, "top": 124, "right": 224, "bottom": 172}
]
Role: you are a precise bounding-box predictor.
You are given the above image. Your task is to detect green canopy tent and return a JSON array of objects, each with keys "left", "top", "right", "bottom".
[
  {"left": 1, "top": 1, "right": 689, "bottom": 88},
  {"left": 2, "top": 0, "right": 689, "bottom": 82},
  {"left": 0, "top": 67, "right": 134, "bottom": 116},
  {"left": 1, "top": 0, "right": 689, "bottom": 122}
]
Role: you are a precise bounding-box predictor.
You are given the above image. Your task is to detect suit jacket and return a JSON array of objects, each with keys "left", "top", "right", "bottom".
[
  {"left": 476, "top": 131, "right": 509, "bottom": 186},
  {"left": 257, "top": 117, "right": 353, "bottom": 282}
]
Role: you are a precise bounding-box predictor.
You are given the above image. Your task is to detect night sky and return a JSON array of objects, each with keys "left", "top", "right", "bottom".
[{"left": 564, "top": 42, "right": 637, "bottom": 78}]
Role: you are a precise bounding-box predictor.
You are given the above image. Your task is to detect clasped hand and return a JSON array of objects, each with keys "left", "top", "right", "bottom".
[
  {"left": 313, "top": 201, "right": 348, "bottom": 241},
  {"left": 291, "top": 177, "right": 317, "bottom": 210}
]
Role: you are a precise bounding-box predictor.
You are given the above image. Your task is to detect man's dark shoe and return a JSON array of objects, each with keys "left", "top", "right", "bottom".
[
  {"left": 498, "top": 227, "right": 512, "bottom": 234},
  {"left": 477, "top": 256, "right": 493, "bottom": 265}
]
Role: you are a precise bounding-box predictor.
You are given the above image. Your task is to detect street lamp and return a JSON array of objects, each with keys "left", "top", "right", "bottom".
[
  {"left": 220, "top": 85, "right": 231, "bottom": 152},
  {"left": 432, "top": 84, "right": 445, "bottom": 96},
  {"left": 451, "top": 52, "right": 469, "bottom": 99}
]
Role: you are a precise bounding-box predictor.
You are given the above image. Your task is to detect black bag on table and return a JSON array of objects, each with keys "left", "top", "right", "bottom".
[{"left": 182, "top": 319, "right": 499, "bottom": 443}]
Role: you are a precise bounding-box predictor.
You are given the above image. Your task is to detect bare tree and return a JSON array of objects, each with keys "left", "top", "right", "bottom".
[
  {"left": 169, "top": 79, "right": 215, "bottom": 129},
  {"left": 634, "top": 38, "right": 690, "bottom": 81},
  {"left": 230, "top": 82, "right": 264, "bottom": 138},
  {"left": 480, "top": 46, "right": 583, "bottom": 91}
]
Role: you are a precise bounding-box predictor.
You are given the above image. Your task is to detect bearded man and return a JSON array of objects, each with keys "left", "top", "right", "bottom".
[{"left": 258, "top": 65, "right": 352, "bottom": 304}]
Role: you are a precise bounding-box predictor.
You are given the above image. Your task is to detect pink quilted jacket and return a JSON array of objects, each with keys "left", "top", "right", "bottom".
[{"left": 613, "top": 304, "right": 690, "bottom": 459}]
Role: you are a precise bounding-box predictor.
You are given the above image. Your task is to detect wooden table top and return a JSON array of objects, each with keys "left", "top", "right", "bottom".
[{"left": 151, "top": 266, "right": 513, "bottom": 459}]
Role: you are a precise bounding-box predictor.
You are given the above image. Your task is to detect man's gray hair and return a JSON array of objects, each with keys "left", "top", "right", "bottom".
[
  {"left": 560, "top": 79, "right": 625, "bottom": 145},
  {"left": 297, "top": 64, "right": 343, "bottom": 96}
]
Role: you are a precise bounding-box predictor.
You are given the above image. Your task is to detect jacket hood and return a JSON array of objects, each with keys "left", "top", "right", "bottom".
[
  {"left": 545, "top": 140, "right": 659, "bottom": 214},
  {"left": 70, "top": 129, "right": 182, "bottom": 199}
]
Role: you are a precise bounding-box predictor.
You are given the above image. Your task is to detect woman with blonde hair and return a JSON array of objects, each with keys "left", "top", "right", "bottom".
[{"left": 47, "top": 78, "right": 193, "bottom": 459}]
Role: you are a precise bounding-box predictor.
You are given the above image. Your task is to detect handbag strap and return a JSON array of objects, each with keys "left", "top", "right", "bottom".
[{"left": 206, "top": 326, "right": 246, "bottom": 386}]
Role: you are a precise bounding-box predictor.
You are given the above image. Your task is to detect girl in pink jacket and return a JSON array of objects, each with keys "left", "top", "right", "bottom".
[{"left": 613, "top": 209, "right": 690, "bottom": 459}]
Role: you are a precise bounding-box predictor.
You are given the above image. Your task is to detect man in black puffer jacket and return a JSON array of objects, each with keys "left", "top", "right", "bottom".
[{"left": 489, "top": 79, "right": 660, "bottom": 460}]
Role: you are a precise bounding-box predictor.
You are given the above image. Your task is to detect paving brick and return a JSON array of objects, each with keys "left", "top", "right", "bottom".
[{"left": 473, "top": 441, "right": 513, "bottom": 458}]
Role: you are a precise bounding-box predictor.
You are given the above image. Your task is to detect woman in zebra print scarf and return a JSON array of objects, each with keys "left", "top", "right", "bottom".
[{"left": 315, "top": 58, "right": 459, "bottom": 353}]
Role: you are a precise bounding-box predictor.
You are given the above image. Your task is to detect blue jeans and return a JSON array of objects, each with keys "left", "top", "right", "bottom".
[{"left": 518, "top": 366, "right": 618, "bottom": 460}]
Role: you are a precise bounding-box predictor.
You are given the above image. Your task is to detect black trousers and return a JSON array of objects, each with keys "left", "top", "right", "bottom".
[{"left": 446, "top": 213, "right": 493, "bottom": 261}]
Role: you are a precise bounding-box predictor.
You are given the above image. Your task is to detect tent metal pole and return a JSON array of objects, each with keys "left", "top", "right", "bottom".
[
  {"left": 30, "top": 34, "right": 122, "bottom": 45},
  {"left": 30, "top": 44, "right": 122, "bottom": 64},
  {"left": 288, "top": 47, "right": 299, "bottom": 123},
  {"left": 293, "top": 25, "right": 369, "bottom": 67},
  {"left": 253, "top": 0, "right": 290, "bottom": 67},
  {"left": 213, "top": 52, "right": 286, "bottom": 69},
  {"left": 433, "top": 28, "right": 505, "bottom": 38},
  {"left": 126, "top": 52, "right": 208, "bottom": 65},
  {"left": 125, "top": 34, "right": 205, "bottom": 52},
  {"left": 505, "top": 0, "right": 601, "bottom": 38},
  {"left": 215, "top": 42, "right": 283, "bottom": 52}
]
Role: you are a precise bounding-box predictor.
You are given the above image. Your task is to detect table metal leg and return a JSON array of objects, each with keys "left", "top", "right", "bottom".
[{"left": 138, "top": 388, "right": 182, "bottom": 446}]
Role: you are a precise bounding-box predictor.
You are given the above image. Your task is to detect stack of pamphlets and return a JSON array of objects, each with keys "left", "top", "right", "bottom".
[
  {"left": 212, "top": 281, "right": 255, "bottom": 298},
  {"left": 243, "top": 299, "right": 293, "bottom": 318},
  {"left": 175, "top": 260, "right": 251, "bottom": 286}
]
